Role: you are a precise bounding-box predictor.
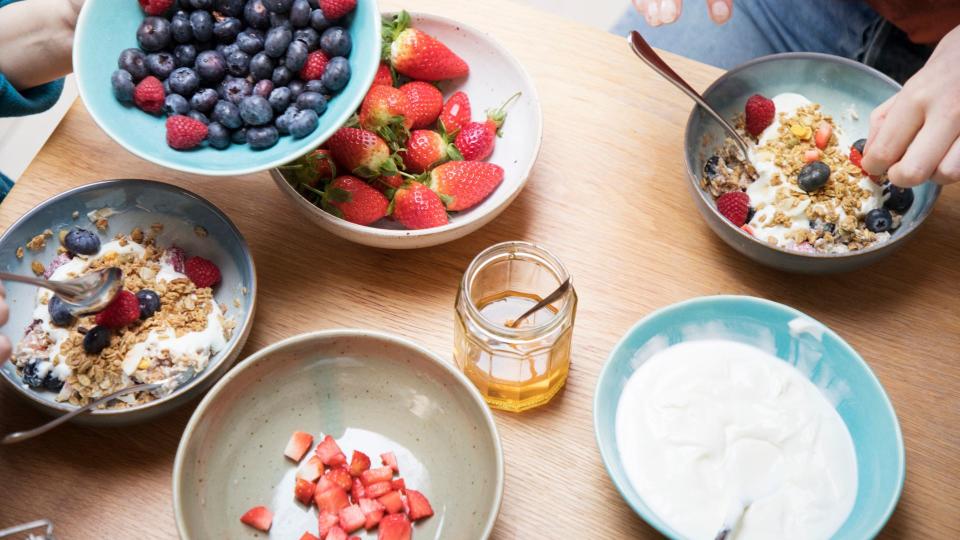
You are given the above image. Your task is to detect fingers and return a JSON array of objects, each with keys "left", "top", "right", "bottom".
[
  {"left": 0, "top": 295, "right": 7, "bottom": 326},
  {"left": 861, "top": 91, "right": 924, "bottom": 176},
  {"left": 932, "top": 136, "right": 960, "bottom": 184},
  {"left": 887, "top": 114, "right": 960, "bottom": 187},
  {"left": 865, "top": 95, "right": 895, "bottom": 151},
  {"left": 634, "top": 0, "right": 684, "bottom": 26},
  {"left": 707, "top": 0, "right": 732, "bottom": 24},
  {"left": 0, "top": 336, "right": 9, "bottom": 363}
]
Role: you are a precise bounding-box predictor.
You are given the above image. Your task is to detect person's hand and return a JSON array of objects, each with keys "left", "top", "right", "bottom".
[
  {"left": 632, "top": 0, "right": 733, "bottom": 27},
  {"left": 862, "top": 25, "right": 960, "bottom": 187},
  {"left": 0, "top": 0, "right": 85, "bottom": 90},
  {"left": 0, "top": 284, "right": 10, "bottom": 363}
]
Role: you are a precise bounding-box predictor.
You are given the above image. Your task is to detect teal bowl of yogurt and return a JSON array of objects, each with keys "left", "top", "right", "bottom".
[{"left": 594, "top": 295, "right": 904, "bottom": 539}]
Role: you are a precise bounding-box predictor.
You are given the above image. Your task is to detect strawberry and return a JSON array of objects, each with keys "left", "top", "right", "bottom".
[
  {"left": 351, "top": 477, "right": 365, "bottom": 502},
  {"left": 849, "top": 144, "right": 880, "bottom": 182},
  {"left": 359, "top": 85, "right": 412, "bottom": 142},
  {"left": 327, "top": 127, "right": 400, "bottom": 178},
  {"left": 391, "top": 183, "right": 448, "bottom": 229},
  {"left": 134, "top": 76, "right": 165, "bottom": 114},
  {"left": 439, "top": 91, "right": 471, "bottom": 135},
  {"left": 295, "top": 477, "right": 317, "bottom": 505},
  {"left": 95, "top": 290, "right": 140, "bottom": 329},
  {"left": 300, "top": 50, "right": 329, "bottom": 81},
  {"left": 297, "top": 455, "right": 325, "bottom": 482},
  {"left": 377, "top": 174, "right": 404, "bottom": 191},
  {"left": 326, "top": 466, "right": 354, "bottom": 491},
  {"left": 164, "top": 246, "right": 185, "bottom": 273},
  {"left": 744, "top": 94, "right": 775, "bottom": 137},
  {"left": 454, "top": 93, "right": 519, "bottom": 161},
  {"left": 404, "top": 489, "right": 433, "bottom": 521},
  {"left": 365, "top": 481, "right": 392, "bottom": 499},
  {"left": 339, "top": 504, "right": 366, "bottom": 533},
  {"left": 804, "top": 149, "right": 821, "bottom": 163},
  {"left": 380, "top": 452, "right": 399, "bottom": 473},
  {"left": 359, "top": 497, "right": 385, "bottom": 529},
  {"left": 399, "top": 82, "right": 443, "bottom": 129},
  {"left": 402, "top": 129, "right": 460, "bottom": 174},
  {"left": 285, "top": 431, "right": 314, "bottom": 462},
  {"left": 315, "top": 486, "right": 350, "bottom": 514},
  {"left": 372, "top": 62, "right": 394, "bottom": 87},
  {"left": 360, "top": 466, "right": 394, "bottom": 487},
  {"left": 184, "top": 256, "right": 221, "bottom": 288},
  {"left": 327, "top": 526, "right": 348, "bottom": 540},
  {"left": 300, "top": 533, "right": 320, "bottom": 540},
  {"left": 315, "top": 435, "right": 348, "bottom": 466},
  {"left": 716, "top": 191, "right": 750, "bottom": 226},
  {"left": 349, "top": 450, "right": 372, "bottom": 477},
  {"left": 318, "top": 511, "right": 340, "bottom": 537},
  {"left": 377, "top": 514, "right": 412, "bottom": 540},
  {"left": 741, "top": 224, "right": 754, "bottom": 236},
  {"left": 138, "top": 0, "right": 173, "bottom": 16},
  {"left": 317, "top": 476, "right": 338, "bottom": 494},
  {"left": 390, "top": 478, "right": 405, "bottom": 491},
  {"left": 320, "top": 0, "right": 356, "bottom": 20},
  {"left": 383, "top": 11, "right": 469, "bottom": 81},
  {"left": 320, "top": 175, "right": 389, "bottom": 225},
  {"left": 849, "top": 146, "right": 864, "bottom": 169},
  {"left": 377, "top": 491, "right": 404, "bottom": 514},
  {"left": 165, "top": 115, "right": 208, "bottom": 150},
  {"left": 428, "top": 161, "right": 504, "bottom": 211},
  {"left": 814, "top": 121, "right": 832, "bottom": 150},
  {"left": 240, "top": 506, "right": 273, "bottom": 531}
]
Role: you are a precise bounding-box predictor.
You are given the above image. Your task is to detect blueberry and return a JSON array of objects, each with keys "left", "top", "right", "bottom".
[
  {"left": 210, "top": 100, "right": 241, "bottom": 129},
  {"left": 194, "top": 50, "right": 225, "bottom": 85},
  {"left": 265, "top": 0, "right": 293, "bottom": 12},
  {"left": 188, "top": 110, "right": 210, "bottom": 124},
  {"left": 320, "top": 27, "right": 351, "bottom": 57},
  {"left": 42, "top": 370, "right": 64, "bottom": 392},
  {"left": 111, "top": 70, "right": 136, "bottom": 104},
  {"left": 884, "top": 185, "right": 914, "bottom": 214},
  {"left": 237, "top": 29, "right": 265, "bottom": 54},
  {"left": 48, "top": 296, "right": 75, "bottom": 326},
  {"left": 232, "top": 127, "right": 248, "bottom": 144},
  {"left": 296, "top": 91, "right": 326, "bottom": 115},
  {"left": 822, "top": 222, "right": 836, "bottom": 234},
  {"left": 219, "top": 76, "right": 253, "bottom": 104},
  {"left": 163, "top": 78, "right": 172, "bottom": 95},
  {"left": 213, "top": 17, "right": 243, "bottom": 43},
  {"left": 136, "top": 289, "right": 161, "bottom": 319},
  {"left": 216, "top": 0, "right": 245, "bottom": 17},
  {"left": 704, "top": 155, "right": 721, "bottom": 179},
  {"left": 189, "top": 0, "right": 213, "bottom": 8},
  {"left": 145, "top": 52, "right": 176, "bottom": 80},
  {"left": 240, "top": 95, "right": 273, "bottom": 125},
  {"left": 797, "top": 161, "right": 831, "bottom": 193},
  {"left": 191, "top": 88, "right": 220, "bottom": 113},
  {"left": 310, "top": 8, "right": 331, "bottom": 31},
  {"left": 137, "top": 16, "right": 172, "bottom": 52},
  {"left": 83, "top": 326, "right": 111, "bottom": 355},
  {"left": 272, "top": 65, "right": 293, "bottom": 86},
  {"left": 268, "top": 86, "right": 292, "bottom": 112},
  {"left": 303, "top": 79, "right": 324, "bottom": 94},
  {"left": 265, "top": 26, "right": 293, "bottom": 58},
  {"left": 64, "top": 227, "right": 100, "bottom": 255},
  {"left": 289, "top": 0, "right": 312, "bottom": 27},
  {"left": 250, "top": 52, "right": 275, "bottom": 80},
  {"left": 865, "top": 208, "right": 893, "bottom": 233},
  {"left": 247, "top": 125, "right": 279, "bottom": 149},
  {"left": 285, "top": 39, "right": 309, "bottom": 71},
  {"left": 190, "top": 10, "right": 214, "bottom": 42},
  {"left": 117, "top": 48, "right": 149, "bottom": 81},
  {"left": 206, "top": 122, "right": 232, "bottom": 149},
  {"left": 173, "top": 44, "right": 198, "bottom": 68},
  {"left": 169, "top": 67, "right": 200, "bottom": 96},
  {"left": 320, "top": 56, "right": 350, "bottom": 93},
  {"left": 275, "top": 105, "right": 299, "bottom": 134},
  {"left": 21, "top": 359, "right": 44, "bottom": 388},
  {"left": 289, "top": 109, "right": 318, "bottom": 138},
  {"left": 253, "top": 79, "right": 274, "bottom": 98},
  {"left": 163, "top": 93, "right": 191, "bottom": 115},
  {"left": 294, "top": 27, "right": 320, "bottom": 50},
  {"left": 852, "top": 138, "right": 867, "bottom": 154},
  {"left": 287, "top": 79, "right": 305, "bottom": 98},
  {"left": 244, "top": 0, "right": 270, "bottom": 29},
  {"left": 171, "top": 11, "right": 193, "bottom": 43}
]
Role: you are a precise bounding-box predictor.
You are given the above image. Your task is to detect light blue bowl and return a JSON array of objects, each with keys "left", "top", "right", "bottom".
[
  {"left": 73, "top": 0, "right": 381, "bottom": 176},
  {"left": 594, "top": 295, "right": 904, "bottom": 539},
  {"left": 0, "top": 180, "right": 257, "bottom": 425}
]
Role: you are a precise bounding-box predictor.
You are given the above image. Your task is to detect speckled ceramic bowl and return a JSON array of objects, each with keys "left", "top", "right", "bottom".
[{"left": 173, "top": 329, "right": 504, "bottom": 539}]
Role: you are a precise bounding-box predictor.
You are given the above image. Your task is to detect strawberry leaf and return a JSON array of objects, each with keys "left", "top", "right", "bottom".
[{"left": 325, "top": 187, "right": 352, "bottom": 204}]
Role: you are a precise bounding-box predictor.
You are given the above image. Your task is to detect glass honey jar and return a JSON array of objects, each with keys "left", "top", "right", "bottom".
[{"left": 454, "top": 242, "right": 577, "bottom": 412}]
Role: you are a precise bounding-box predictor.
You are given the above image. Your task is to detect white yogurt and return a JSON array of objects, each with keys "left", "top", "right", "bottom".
[{"left": 616, "top": 339, "right": 857, "bottom": 540}]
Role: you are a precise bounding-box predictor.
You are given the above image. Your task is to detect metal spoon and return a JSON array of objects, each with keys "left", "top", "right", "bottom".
[
  {"left": 714, "top": 498, "right": 749, "bottom": 540},
  {"left": 506, "top": 279, "right": 571, "bottom": 329},
  {"left": 627, "top": 31, "right": 751, "bottom": 161},
  {"left": 0, "top": 267, "right": 122, "bottom": 314}
]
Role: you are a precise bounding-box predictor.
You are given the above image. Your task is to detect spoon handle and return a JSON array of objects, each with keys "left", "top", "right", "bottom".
[
  {"left": 627, "top": 31, "right": 751, "bottom": 159},
  {"left": 0, "top": 272, "right": 83, "bottom": 297},
  {"left": 508, "top": 279, "right": 571, "bottom": 329}
]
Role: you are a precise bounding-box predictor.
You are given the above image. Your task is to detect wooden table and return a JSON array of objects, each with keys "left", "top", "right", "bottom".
[{"left": 2, "top": 0, "right": 959, "bottom": 538}]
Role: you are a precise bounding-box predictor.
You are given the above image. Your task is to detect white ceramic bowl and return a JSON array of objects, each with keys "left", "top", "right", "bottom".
[{"left": 271, "top": 12, "right": 543, "bottom": 249}]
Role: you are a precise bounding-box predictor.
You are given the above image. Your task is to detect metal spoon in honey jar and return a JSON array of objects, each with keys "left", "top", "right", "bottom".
[{"left": 505, "top": 279, "right": 571, "bottom": 329}]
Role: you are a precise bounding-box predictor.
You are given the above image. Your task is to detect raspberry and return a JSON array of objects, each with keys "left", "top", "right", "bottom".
[
  {"left": 716, "top": 191, "right": 751, "bottom": 226},
  {"left": 320, "top": 0, "right": 357, "bottom": 20},
  {"left": 133, "top": 76, "right": 165, "bottom": 114},
  {"left": 744, "top": 94, "right": 775, "bottom": 137},
  {"left": 165, "top": 115, "right": 208, "bottom": 150},
  {"left": 94, "top": 290, "right": 141, "bottom": 329},
  {"left": 299, "top": 50, "right": 329, "bottom": 81},
  {"left": 138, "top": 0, "right": 174, "bottom": 15},
  {"left": 184, "top": 256, "right": 221, "bottom": 288}
]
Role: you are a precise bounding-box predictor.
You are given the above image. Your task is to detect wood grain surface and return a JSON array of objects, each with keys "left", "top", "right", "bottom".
[{"left": 1, "top": 0, "right": 959, "bottom": 538}]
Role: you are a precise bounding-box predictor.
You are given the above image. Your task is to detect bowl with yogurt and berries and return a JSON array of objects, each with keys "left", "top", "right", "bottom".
[
  {"left": 684, "top": 53, "right": 941, "bottom": 273},
  {"left": 0, "top": 180, "right": 256, "bottom": 425}
]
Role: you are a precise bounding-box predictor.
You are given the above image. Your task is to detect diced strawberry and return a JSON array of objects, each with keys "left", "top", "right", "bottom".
[
  {"left": 285, "top": 431, "right": 314, "bottom": 462},
  {"left": 300, "top": 533, "right": 320, "bottom": 540},
  {"left": 295, "top": 477, "right": 318, "bottom": 505},
  {"left": 339, "top": 504, "right": 366, "bottom": 533},
  {"left": 380, "top": 452, "right": 399, "bottom": 473},
  {"left": 327, "top": 525, "right": 348, "bottom": 540},
  {"left": 349, "top": 537, "right": 361, "bottom": 540},
  {"left": 804, "top": 148, "right": 821, "bottom": 163},
  {"left": 815, "top": 121, "right": 832, "bottom": 150},
  {"left": 359, "top": 498, "right": 385, "bottom": 529},
  {"left": 326, "top": 467, "right": 353, "bottom": 491},
  {"left": 377, "top": 514, "right": 412, "bottom": 540},
  {"left": 317, "top": 475, "right": 339, "bottom": 494},
  {"left": 365, "top": 481, "right": 392, "bottom": 499},
  {"left": 391, "top": 478, "right": 405, "bottom": 491},
  {"left": 349, "top": 450, "right": 372, "bottom": 477},
  {"left": 298, "top": 456, "right": 325, "bottom": 482},
  {"left": 360, "top": 466, "right": 394, "bottom": 486},
  {"left": 240, "top": 506, "right": 273, "bottom": 531},
  {"left": 316, "top": 435, "right": 347, "bottom": 466},
  {"left": 378, "top": 491, "right": 404, "bottom": 514},
  {"left": 404, "top": 489, "right": 434, "bottom": 521},
  {"left": 318, "top": 510, "right": 339, "bottom": 537},
  {"left": 351, "top": 477, "right": 365, "bottom": 502},
  {"left": 315, "top": 486, "right": 350, "bottom": 514}
]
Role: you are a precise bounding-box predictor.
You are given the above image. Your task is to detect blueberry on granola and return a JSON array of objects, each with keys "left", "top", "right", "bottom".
[
  {"left": 63, "top": 227, "right": 101, "bottom": 255},
  {"left": 21, "top": 358, "right": 44, "bottom": 388},
  {"left": 43, "top": 371, "right": 64, "bottom": 392},
  {"left": 704, "top": 155, "right": 722, "bottom": 179},
  {"left": 884, "top": 185, "right": 914, "bottom": 214},
  {"left": 48, "top": 296, "right": 75, "bottom": 326},
  {"left": 865, "top": 208, "right": 893, "bottom": 233},
  {"left": 136, "top": 289, "right": 161, "bottom": 319},
  {"left": 83, "top": 326, "right": 112, "bottom": 354},
  {"left": 797, "top": 161, "right": 831, "bottom": 193}
]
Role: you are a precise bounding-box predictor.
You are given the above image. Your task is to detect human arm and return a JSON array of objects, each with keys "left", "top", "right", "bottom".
[
  {"left": 632, "top": 0, "right": 733, "bottom": 27},
  {"left": 0, "top": 0, "right": 84, "bottom": 91}
]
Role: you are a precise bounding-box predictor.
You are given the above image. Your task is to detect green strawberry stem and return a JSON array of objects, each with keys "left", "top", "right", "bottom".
[
  {"left": 487, "top": 92, "right": 522, "bottom": 134},
  {"left": 381, "top": 10, "right": 412, "bottom": 61}
]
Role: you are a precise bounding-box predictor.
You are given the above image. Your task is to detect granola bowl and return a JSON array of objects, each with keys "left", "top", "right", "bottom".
[
  {"left": 685, "top": 52, "right": 941, "bottom": 273},
  {"left": 0, "top": 179, "right": 256, "bottom": 425}
]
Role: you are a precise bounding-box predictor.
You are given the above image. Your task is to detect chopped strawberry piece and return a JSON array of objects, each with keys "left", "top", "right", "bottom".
[
  {"left": 377, "top": 514, "right": 412, "bottom": 540},
  {"left": 351, "top": 477, "right": 365, "bottom": 502},
  {"left": 365, "top": 481, "right": 392, "bottom": 499},
  {"left": 359, "top": 497, "right": 385, "bottom": 529},
  {"left": 318, "top": 510, "right": 339, "bottom": 537},
  {"left": 300, "top": 533, "right": 320, "bottom": 540},
  {"left": 404, "top": 489, "right": 434, "bottom": 521},
  {"left": 349, "top": 450, "right": 372, "bottom": 477},
  {"left": 285, "top": 431, "right": 314, "bottom": 462},
  {"left": 298, "top": 456, "right": 325, "bottom": 482},
  {"left": 295, "top": 477, "right": 317, "bottom": 505},
  {"left": 240, "top": 506, "right": 273, "bottom": 531},
  {"left": 317, "top": 475, "right": 338, "bottom": 494},
  {"left": 380, "top": 452, "right": 399, "bottom": 473},
  {"left": 327, "top": 525, "right": 348, "bottom": 540},
  {"left": 349, "top": 537, "right": 361, "bottom": 540},
  {"left": 316, "top": 435, "right": 347, "bottom": 466},
  {"left": 326, "top": 467, "right": 353, "bottom": 491},
  {"left": 815, "top": 121, "right": 832, "bottom": 150},
  {"left": 360, "top": 466, "right": 394, "bottom": 486},
  {"left": 390, "top": 478, "right": 405, "bottom": 491},
  {"left": 339, "top": 504, "right": 366, "bottom": 533},
  {"left": 377, "top": 491, "right": 404, "bottom": 514},
  {"left": 315, "top": 486, "right": 350, "bottom": 514}
]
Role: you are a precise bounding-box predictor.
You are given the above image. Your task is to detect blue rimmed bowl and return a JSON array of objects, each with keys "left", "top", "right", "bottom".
[
  {"left": 73, "top": 0, "right": 381, "bottom": 176},
  {"left": 0, "top": 179, "right": 257, "bottom": 425},
  {"left": 594, "top": 295, "right": 904, "bottom": 539}
]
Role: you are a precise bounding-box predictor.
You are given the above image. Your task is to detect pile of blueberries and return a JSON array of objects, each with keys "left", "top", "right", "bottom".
[{"left": 111, "top": 0, "right": 354, "bottom": 150}]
